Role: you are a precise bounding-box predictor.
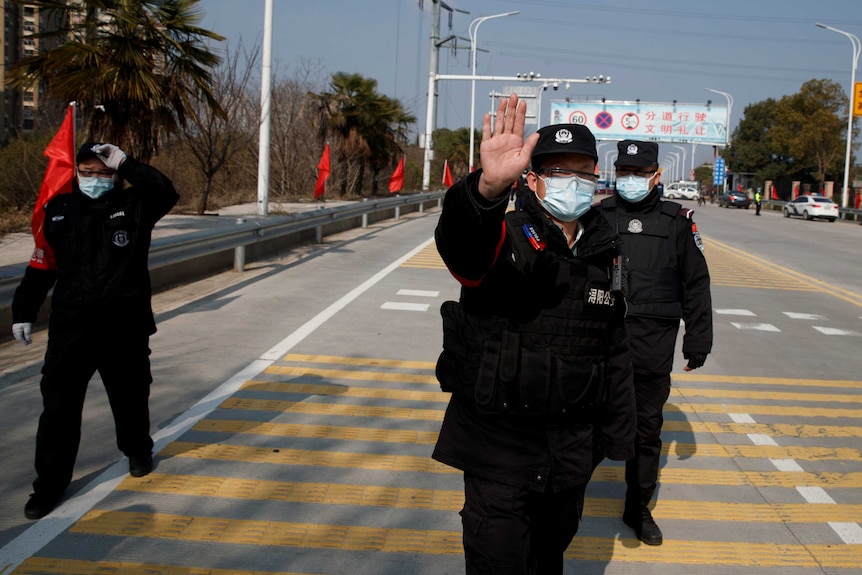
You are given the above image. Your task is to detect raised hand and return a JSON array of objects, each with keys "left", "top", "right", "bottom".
[{"left": 477, "top": 94, "right": 539, "bottom": 199}]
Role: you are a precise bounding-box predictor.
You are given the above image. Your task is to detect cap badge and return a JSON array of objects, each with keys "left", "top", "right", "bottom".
[
  {"left": 626, "top": 143, "right": 639, "bottom": 156},
  {"left": 555, "top": 129, "right": 573, "bottom": 144},
  {"left": 627, "top": 219, "right": 644, "bottom": 233}
]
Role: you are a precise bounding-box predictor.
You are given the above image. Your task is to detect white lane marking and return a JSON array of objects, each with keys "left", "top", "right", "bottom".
[
  {"left": 715, "top": 309, "right": 756, "bottom": 316},
  {"left": 783, "top": 312, "right": 825, "bottom": 320},
  {"left": 812, "top": 326, "right": 861, "bottom": 336},
  {"left": 769, "top": 458, "right": 805, "bottom": 472},
  {"left": 797, "top": 486, "right": 836, "bottom": 504},
  {"left": 261, "top": 238, "right": 434, "bottom": 361},
  {"left": 730, "top": 322, "right": 781, "bottom": 332},
  {"left": 748, "top": 434, "right": 778, "bottom": 446},
  {"left": 728, "top": 413, "right": 757, "bottom": 424},
  {"left": 0, "top": 237, "right": 436, "bottom": 572},
  {"left": 381, "top": 302, "right": 430, "bottom": 311},
  {"left": 732, "top": 414, "right": 862, "bottom": 544},
  {"left": 828, "top": 522, "right": 862, "bottom": 544},
  {"left": 397, "top": 289, "right": 439, "bottom": 297}
]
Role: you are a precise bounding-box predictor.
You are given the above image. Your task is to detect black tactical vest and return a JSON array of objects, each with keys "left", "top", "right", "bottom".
[
  {"left": 436, "top": 211, "right": 616, "bottom": 419},
  {"left": 599, "top": 196, "right": 682, "bottom": 318}
]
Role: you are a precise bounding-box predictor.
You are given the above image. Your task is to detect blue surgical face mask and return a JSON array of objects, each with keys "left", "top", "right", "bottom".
[
  {"left": 78, "top": 176, "right": 115, "bottom": 199},
  {"left": 616, "top": 174, "right": 654, "bottom": 203},
  {"left": 539, "top": 175, "right": 596, "bottom": 222}
]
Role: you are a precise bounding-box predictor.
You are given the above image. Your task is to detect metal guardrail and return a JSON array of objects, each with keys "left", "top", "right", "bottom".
[{"left": 0, "top": 191, "right": 446, "bottom": 314}]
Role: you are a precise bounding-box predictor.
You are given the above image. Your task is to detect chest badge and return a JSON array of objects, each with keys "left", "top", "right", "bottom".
[
  {"left": 112, "top": 230, "right": 130, "bottom": 247},
  {"left": 627, "top": 219, "right": 644, "bottom": 233}
]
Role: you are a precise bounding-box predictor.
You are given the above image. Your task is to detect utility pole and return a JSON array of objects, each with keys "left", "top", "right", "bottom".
[{"left": 421, "top": 0, "right": 441, "bottom": 192}]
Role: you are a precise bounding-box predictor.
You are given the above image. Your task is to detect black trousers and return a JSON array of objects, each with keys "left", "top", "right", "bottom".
[
  {"left": 33, "top": 325, "right": 153, "bottom": 496},
  {"left": 461, "top": 473, "right": 587, "bottom": 575},
  {"left": 623, "top": 316, "right": 677, "bottom": 495}
]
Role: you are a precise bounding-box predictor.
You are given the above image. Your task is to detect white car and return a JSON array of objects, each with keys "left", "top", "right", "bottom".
[
  {"left": 663, "top": 187, "right": 699, "bottom": 201},
  {"left": 783, "top": 195, "right": 838, "bottom": 222}
]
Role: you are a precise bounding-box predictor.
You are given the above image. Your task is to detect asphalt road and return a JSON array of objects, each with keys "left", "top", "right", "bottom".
[{"left": 0, "top": 199, "right": 860, "bottom": 574}]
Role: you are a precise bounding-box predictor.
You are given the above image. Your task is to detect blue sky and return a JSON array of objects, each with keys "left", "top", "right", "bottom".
[{"left": 200, "top": 0, "right": 862, "bottom": 169}]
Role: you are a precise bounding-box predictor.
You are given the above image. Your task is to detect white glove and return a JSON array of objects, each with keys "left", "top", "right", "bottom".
[
  {"left": 91, "top": 144, "right": 127, "bottom": 171},
  {"left": 12, "top": 322, "right": 32, "bottom": 345}
]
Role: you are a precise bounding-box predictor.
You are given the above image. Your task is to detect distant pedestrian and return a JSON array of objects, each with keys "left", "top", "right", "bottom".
[
  {"left": 11, "top": 142, "right": 179, "bottom": 520},
  {"left": 755, "top": 189, "right": 762, "bottom": 216}
]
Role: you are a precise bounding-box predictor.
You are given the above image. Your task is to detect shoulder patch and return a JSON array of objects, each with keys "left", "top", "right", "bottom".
[
  {"left": 679, "top": 207, "right": 694, "bottom": 220},
  {"left": 691, "top": 222, "right": 704, "bottom": 252}
]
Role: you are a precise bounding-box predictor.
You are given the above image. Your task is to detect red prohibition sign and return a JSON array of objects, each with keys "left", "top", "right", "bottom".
[
  {"left": 621, "top": 112, "right": 639, "bottom": 130},
  {"left": 595, "top": 111, "right": 613, "bottom": 129}
]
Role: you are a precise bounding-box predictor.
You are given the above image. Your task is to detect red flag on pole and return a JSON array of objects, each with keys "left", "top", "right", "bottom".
[
  {"left": 313, "top": 143, "right": 331, "bottom": 199},
  {"left": 388, "top": 156, "right": 405, "bottom": 193},
  {"left": 443, "top": 159, "right": 454, "bottom": 188},
  {"left": 771, "top": 184, "right": 779, "bottom": 200},
  {"left": 30, "top": 103, "right": 76, "bottom": 270}
]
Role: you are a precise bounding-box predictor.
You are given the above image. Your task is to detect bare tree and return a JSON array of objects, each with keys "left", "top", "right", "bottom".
[
  {"left": 269, "top": 59, "right": 326, "bottom": 199},
  {"left": 175, "top": 40, "right": 261, "bottom": 214}
]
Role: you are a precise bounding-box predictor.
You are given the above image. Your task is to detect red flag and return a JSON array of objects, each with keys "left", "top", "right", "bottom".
[
  {"left": 771, "top": 184, "right": 779, "bottom": 200},
  {"left": 30, "top": 103, "right": 76, "bottom": 270},
  {"left": 388, "top": 156, "right": 405, "bottom": 193},
  {"left": 443, "top": 159, "right": 454, "bottom": 188},
  {"left": 313, "top": 143, "right": 331, "bottom": 199}
]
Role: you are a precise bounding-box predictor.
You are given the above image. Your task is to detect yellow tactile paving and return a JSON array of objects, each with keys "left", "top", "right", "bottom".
[
  {"left": 13, "top": 557, "right": 320, "bottom": 575},
  {"left": 243, "top": 379, "right": 446, "bottom": 402},
  {"left": 673, "top": 372, "right": 862, "bottom": 389},
  {"left": 264, "top": 365, "right": 439, "bottom": 384},
  {"left": 193, "top": 419, "right": 862, "bottom": 462},
  {"left": 672, "top": 402, "right": 862, "bottom": 418},
  {"left": 193, "top": 419, "right": 441, "bottom": 444},
  {"left": 219, "top": 396, "right": 445, "bottom": 421},
  {"left": 401, "top": 243, "right": 446, "bottom": 269},
  {"left": 283, "top": 354, "right": 437, "bottom": 370},
  {"left": 663, "top": 419, "right": 862, "bottom": 439},
  {"left": 672, "top": 386, "right": 862, "bottom": 405},
  {"left": 119, "top": 473, "right": 862, "bottom": 523},
  {"left": 706, "top": 236, "right": 862, "bottom": 307},
  {"left": 64, "top": 510, "right": 861, "bottom": 568},
  {"left": 157, "top": 441, "right": 862, "bottom": 488}
]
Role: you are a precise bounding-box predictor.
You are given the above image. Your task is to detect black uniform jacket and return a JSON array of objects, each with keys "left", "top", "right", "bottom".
[
  {"left": 12, "top": 157, "right": 179, "bottom": 336},
  {"left": 432, "top": 171, "right": 636, "bottom": 492},
  {"left": 598, "top": 190, "right": 713, "bottom": 355}
]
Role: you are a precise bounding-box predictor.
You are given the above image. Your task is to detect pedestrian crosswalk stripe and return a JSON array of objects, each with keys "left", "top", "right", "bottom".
[
  {"left": 12, "top": 558, "right": 317, "bottom": 575},
  {"left": 66, "top": 510, "right": 862, "bottom": 568},
  {"left": 158, "top": 442, "right": 862, "bottom": 488},
  {"left": 191, "top": 418, "right": 861, "bottom": 460},
  {"left": 117, "top": 473, "right": 862, "bottom": 523}
]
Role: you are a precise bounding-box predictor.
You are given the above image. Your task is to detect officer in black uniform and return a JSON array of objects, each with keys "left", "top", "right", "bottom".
[
  {"left": 597, "top": 140, "right": 713, "bottom": 546},
  {"left": 11, "top": 142, "right": 179, "bottom": 520},
  {"left": 434, "top": 94, "right": 636, "bottom": 574}
]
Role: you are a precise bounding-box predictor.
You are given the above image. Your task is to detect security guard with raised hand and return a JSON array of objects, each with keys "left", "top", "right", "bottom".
[
  {"left": 434, "top": 94, "right": 636, "bottom": 574},
  {"left": 596, "top": 140, "right": 713, "bottom": 546}
]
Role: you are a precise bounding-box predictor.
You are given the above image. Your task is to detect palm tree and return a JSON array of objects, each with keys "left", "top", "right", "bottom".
[
  {"left": 6, "top": 0, "right": 224, "bottom": 162},
  {"left": 315, "top": 72, "right": 415, "bottom": 197}
]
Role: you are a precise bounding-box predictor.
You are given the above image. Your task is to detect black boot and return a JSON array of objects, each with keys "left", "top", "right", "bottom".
[{"left": 622, "top": 488, "right": 663, "bottom": 545}]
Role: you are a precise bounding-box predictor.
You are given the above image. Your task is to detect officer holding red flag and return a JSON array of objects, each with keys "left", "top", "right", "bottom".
[{"left": 11, "top": 142, "right": 178, "bottom": 520}]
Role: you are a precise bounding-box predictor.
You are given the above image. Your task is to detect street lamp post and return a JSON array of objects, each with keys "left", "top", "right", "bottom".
[
  {"left": 669, "top": 152, "right": 681, "bottom": 182},
  {"left": 468, "top": 11, "right": 518, "bottom": 172},
  {"left": 816, "top": 23, "right": 861, "bottom": 211},
  {"left": 705, "top": 88, "right": 733, "bottom": 194},
  {"left": 603, "top": 149, "right": 615, "bottom": 188},
  {"left": 705, "top": 88, "right": 733, "bottom": 147},
  {"left": 671, "top": 145, "right": 687, "bottom": 182}
]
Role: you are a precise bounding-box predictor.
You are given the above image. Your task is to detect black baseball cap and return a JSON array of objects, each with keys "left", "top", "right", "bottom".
[
  {"left": 531, "top": 124, "right": 598, "bottom": 168},
  {"left": 76, "top": 142, "right": 106, "bottom": 164},
  {"left": 614, "top": 140, "right": 659, "bottom": 168}
]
